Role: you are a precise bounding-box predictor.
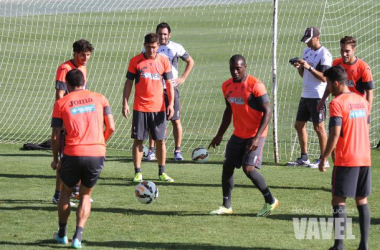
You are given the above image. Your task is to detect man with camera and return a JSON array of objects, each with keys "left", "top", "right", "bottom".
[{"left": 287, "top": 27, "right": 332, "bottom": 168}]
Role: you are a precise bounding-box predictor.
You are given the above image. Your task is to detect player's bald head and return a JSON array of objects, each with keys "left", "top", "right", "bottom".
[{"left": 229, "top": 54, "right": 246, "bottom": 65}]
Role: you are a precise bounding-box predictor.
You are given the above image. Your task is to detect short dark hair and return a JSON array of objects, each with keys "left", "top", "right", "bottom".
[
  {"left": 156, "top": 22, "right": 171, "bottom": 33},
  {"left": 323, "top": 65, "right": 348, "bottom": 85},
  {"left": 66, "top": 69, "right": 85, "bottom": 87},
  {"left": 340, "top": 36, "right": 357, "bottom": 48},
  {"left": 73, "top": 39, "right": 94, "bottom": 53},
  {"left": 229, "top": 54, "right": 246, "bottom": 65},
  {"left": 144, "top": 33, "right": 159, "bottom": 44}
]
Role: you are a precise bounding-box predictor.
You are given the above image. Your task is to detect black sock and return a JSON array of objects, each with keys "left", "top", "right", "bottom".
[
  {"left": 222, "top": 170, "right": 234, "bottom": 209},
  {"left": 134, "top": 168, "right": 141, "bottom": 174},
  {"left": 301, "top": 153, "right": 308, "bottom": 161},
  {"left": 175, "top": 146, "right": 181, "bottom": 151},
  {"left": 245, "top": 169, "right": 274, "bottom": 204},
  {"left": 357, "top": 204, "right": 370, "bottom": 250},
  {"left": 332, "top": 205, "right": 346, "bottom": 250},
  {"left": 54, "top": 190, "right": 60, "bottom": 199},
  {"left": 73, "top": 226, "right": 84, "bottom": 241},
  {"left": 149, "top": 147, "right": 156, "bottom": 153},
  {"left": 158, "top": 165, "right": 165, "bottom": 176},
  {"left": 58, "top": 222, "right": 67, "bottom": 238}
]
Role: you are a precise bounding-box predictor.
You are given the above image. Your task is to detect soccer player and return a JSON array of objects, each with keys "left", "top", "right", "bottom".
[
  {"left": 51, "top": 69, "right": 115, "bottom": 248},
  {"left": 317, "top": 36, "right": 374, "bottom": 111},
  {"left": 145, "top": 22, "right": 195, "bottom": 161},
  {"left": 319, "top": 66, "right": 371, "bottom": 250},
  {"left": 287, "top": 27, "right": 332, "bottom": 168},
  {"left": 208, "top": 55, "right": 279, "bottom": 216},
  {"left": 52, "top": 39, "right": 94, "bottom": 205},
  {"left": 122, "top": 33, "right": 175, "bottom": 183}
]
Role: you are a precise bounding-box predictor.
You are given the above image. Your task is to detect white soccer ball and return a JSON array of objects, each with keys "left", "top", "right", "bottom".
[
  {"left": 135, "top": 181, "right": 159, "bottom": 204},
  {"left": 191, "top": 147, "right": 209, "bottom": 163},
  {"left": 142, "top": 145, "right": 149, "bottom": 160}
]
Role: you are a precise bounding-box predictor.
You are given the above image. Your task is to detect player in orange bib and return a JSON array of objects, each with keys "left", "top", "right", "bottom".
[
  {"left": 318, "top": 36, "right": 374, "bottom": 110},
  {"left": 51, "top": 69, "right": 115, "bottom": 248},
  {"left": 208, "top": 55, "right": 278, "bottom": 216},
  {"left": 52, "top": 39, "right": 94, "bottom": 206},
  {"left": 122, "top": 33, "right": 175, "bottom": 183},
  {"left": 319, "top": 66, "right": 371, "bottom": 250}
]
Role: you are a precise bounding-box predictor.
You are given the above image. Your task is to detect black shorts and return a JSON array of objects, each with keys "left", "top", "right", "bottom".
[
  {"left": 59, "top": 155, "right": 105, "bottom": 188},
  {"left": 131, "top": 110, "right": 167, "bottom": 140},
  {"left": 296, "top": 97, "right": 326, "bottom": 123},
  {"left": 164, "top": 87, "right": 180, "bottom": 121},
  {"left": 332, "top": 166, "right": 371, "bottom": 198},
  {"left": 224, "top": 135, "right": 266, "bottom": 169}
]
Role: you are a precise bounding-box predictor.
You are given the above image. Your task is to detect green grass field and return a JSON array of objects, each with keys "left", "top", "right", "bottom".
[{"left": 0, "top": 143, "right": 379, "bottom": 250}]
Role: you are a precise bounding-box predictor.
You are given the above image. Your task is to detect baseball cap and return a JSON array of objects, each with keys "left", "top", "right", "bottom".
[{"left": 301, "top": 27, "right": 320, "bottom": 43}]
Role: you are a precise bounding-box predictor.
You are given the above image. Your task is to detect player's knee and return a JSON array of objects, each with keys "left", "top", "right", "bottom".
[{"left": 313, "top": 123, "right": 325, "bottom": 134}]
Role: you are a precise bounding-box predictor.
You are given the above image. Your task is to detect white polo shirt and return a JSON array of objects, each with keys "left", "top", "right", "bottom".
[{"left": 301, "top": 46, "right": 332, "bottom": 98}]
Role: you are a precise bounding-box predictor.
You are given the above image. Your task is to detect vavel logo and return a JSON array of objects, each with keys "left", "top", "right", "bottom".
[{"left": 292, "top": 217, "right": 355, "bottom": 240}]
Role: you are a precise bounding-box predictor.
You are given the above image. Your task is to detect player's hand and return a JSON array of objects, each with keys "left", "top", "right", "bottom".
[
  {"left": 298, "top": 59, "right": 310, "bottom": 69},
  {"left": 167, "top": 104, "right": 174, "bottom": 120},
  {"left": 174, "top": 77, "right": 186, "bottom": 86},
  {"left": 122, "top": 105, "right": 130, "bottom": 118},
  {"left": 318, "top": 160, "right": 326, "bottom": 172},
  {"left": 51, "top": 160, "right": 58, "bottom": 170},
  {"left": 208, "top": 135, "right": 223, "bottom": 149},
  {"left": 316, "top": 101, "right": 324, "bottom": 111},
  {"left": 246, "top": 136, "right": 259, "bottom": 153}
]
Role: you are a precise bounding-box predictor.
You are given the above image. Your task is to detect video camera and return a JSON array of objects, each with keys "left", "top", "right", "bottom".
[{"left": 289, "top": 57, "right": 300, "bottom": 65}]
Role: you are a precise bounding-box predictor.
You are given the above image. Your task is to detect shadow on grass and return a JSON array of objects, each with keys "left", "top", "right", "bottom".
[
  {"left": 0, "top": 173, "right": 54, "bottom": 179},
  {"left": 0, "top": 240, "right": 300, "bottom": 250}
]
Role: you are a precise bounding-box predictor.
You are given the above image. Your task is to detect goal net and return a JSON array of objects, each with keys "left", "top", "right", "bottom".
[{"left": 0, "top": 0, "right": 378, "bottom": 163}]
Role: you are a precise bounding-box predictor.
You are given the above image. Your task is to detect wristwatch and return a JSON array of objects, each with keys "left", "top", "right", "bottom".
[{"left": 308, "top": 66, "right": 314, "bottom": 72}]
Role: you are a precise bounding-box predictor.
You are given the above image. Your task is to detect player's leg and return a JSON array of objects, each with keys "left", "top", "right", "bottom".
[
  {"left": 54, "top": 155, "right": 81, "bottom": 244},
  {"left": 72, "top": 156, "right": 104, "bottom": 249},
  {"left": 355, "top": 167, "right": 371, "bottom": 250},
  {"left": 210, "top": 135, "right": 243, "bottom": 215},
  {"left": 146, "top": 132, "right": 156, "bottom": 161},
  {"left": 53, "top": 130, "right": 65, "bottom": 204},
  {"left": 171, "top": 87, "right": 184, "bottom": 161},
  {"left": 150, "top": 111, "right": 173, "bottom": 182},
  {"left": 132, "top": 139, "right": 144, "bottom": 182},
  {"left": 287, "top": 98, "right": 310, "bottom": 166},
  {"left": 131, "top": 110, "right": 149, "bottom": 183},
  {"left": 307, "top": 98, "right": 328, "bottom": 168},
  {"left": 242, "top": 137, "right": 278, "bottom": 216}
]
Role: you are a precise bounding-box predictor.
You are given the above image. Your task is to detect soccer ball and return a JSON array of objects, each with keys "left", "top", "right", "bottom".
[
  {"left": 142, "top": 145, "right": 149, "bottom": 160},
  {"left": 135, "top": 181, "right": 159, "bottom": 204},
  {"left": 191, "top": 147, "right": 209, "bottom": 163}
]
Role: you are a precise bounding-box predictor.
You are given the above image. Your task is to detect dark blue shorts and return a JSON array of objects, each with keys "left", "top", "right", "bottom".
[
  {"left": 131, "top": 110, "right": 167, "bottom": 140},
  {"left": 332, "top": 166, "right": 371, "bottom": 197},
  {"left": 296, "top": 97, "right": 326, "bottom": 123},
  {"left": 59, "top": 155, "right": 105, "bottom": 188}
]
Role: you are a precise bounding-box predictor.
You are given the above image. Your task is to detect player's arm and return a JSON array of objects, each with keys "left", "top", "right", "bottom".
[
  {"left": 246, "top": 98, "right": 271, "bottom": 152},
  {"left": 104, "top": 112, "right": 115, "bottom": 142},
  {"left": 319, "top": 118, "right": 341, "bottom": 172},
  {"left": 209, "top": 99, "right": 232, "bottom": 149},
  {"left": 365, "top": 89, "right": 373, "bottom": 110},
  {"left": 55, "top": 89, "right": 65, "bottom": 101},
  {"left": 165, "top": 79, "right": 175, "bottom": 119},
  {"left": 317, "top": 87, "right": 331, "bottom": 111},
  {"left": 176, "top": 56, "right": 195, "bottom": 85},
  {"left": 122, "top": 79, "right": 133, "bottom": 118},
  {"left": 298, "top": 59, "right": 328, "bottom": 82}
]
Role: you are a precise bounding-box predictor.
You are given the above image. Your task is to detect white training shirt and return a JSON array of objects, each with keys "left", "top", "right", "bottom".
[
  {"left": 157, "top": 41, "right": 190, "bottom": 88},
  {"left": 301, "top": 46, "right": 332, "bottom": 98}
]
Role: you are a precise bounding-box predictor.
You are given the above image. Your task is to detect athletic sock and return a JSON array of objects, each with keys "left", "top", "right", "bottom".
[
  {"left": 73, "top": 226, "right": 84, "bottom": 241},
  {"left": 158, "top": 165, "right": 165, "bottom": 176},
  {"left": 149, "top": 147, "right": 156, "bottom": 153},
  {"left": 357, "top": 204, "right": 370, "bottom": 250},
  {"left": 222, "top": 170, "right": 234, "bottom": 209},
  {"left": 332, "top": 205, "right": 346, "bottom": 250},
  {"left": 175, "top": 146, "right": 181, "bottom": 152},
  {"left": 301, "top": 153, "right": 308, "bottom": 161},
  {"left": 245, "top": 169, "right": 275, "bottom": 204},
  {"left": 58, "top": 222, "right": 67, "bottom": 238},
  {"left": 134, "top": 168, "right": 141, "bottom": 174}
]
